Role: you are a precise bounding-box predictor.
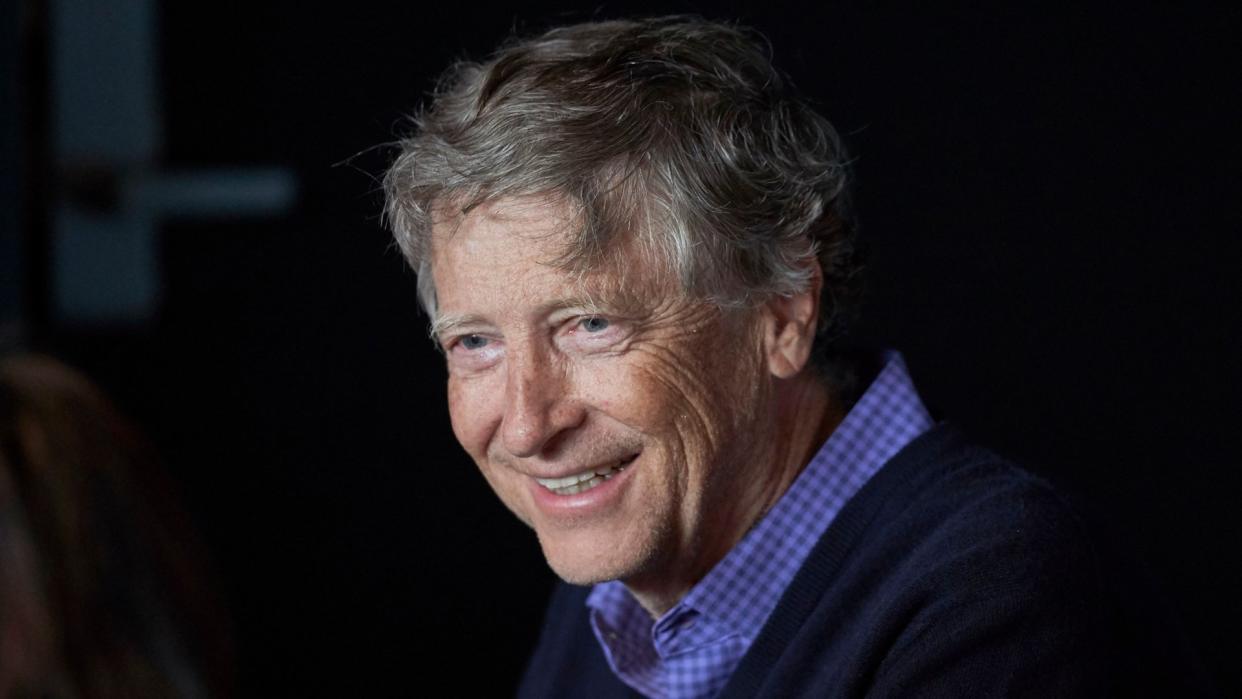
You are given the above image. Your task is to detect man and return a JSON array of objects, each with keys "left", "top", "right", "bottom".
[{"left": 383, "top": 17, "right": 1209, "bottom": 698}]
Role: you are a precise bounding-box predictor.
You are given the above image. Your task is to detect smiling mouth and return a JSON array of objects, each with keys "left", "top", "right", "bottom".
[{"left": 535, "top": 455, "right": 638, "bottom": 496}]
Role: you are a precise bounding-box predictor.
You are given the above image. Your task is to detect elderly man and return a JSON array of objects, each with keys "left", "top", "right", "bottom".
[{"left": 383, "top": 17, "right": 1206, "bottom": 699}]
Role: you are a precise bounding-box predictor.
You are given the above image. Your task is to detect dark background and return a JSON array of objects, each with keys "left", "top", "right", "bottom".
[{"left": 5, "top": 2, "right": 1238, "bottom": 695}]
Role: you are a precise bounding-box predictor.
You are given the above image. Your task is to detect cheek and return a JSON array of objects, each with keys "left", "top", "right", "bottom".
[
  {"left": 580, "top": 358, "right": 675, "bottom": 430},
  {"left": 446, "top": 377, "right": 502, "bottom": 458},
  {"left": 623, "top": 340, "right": 764, "bottom": 460}
]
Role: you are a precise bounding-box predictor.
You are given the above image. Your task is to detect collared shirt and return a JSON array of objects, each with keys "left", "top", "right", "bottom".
[{"left": 586, "top": 351, "right": 934, "bottom": 699}]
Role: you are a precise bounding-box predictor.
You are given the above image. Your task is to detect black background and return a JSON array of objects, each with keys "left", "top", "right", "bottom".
[{"left": 21, "top": 2, "right": 1240, "bottom": 695}]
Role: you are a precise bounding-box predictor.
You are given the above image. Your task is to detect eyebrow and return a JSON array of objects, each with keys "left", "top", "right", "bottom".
[
  {"left": 429, "top": 313, "right": 486, "bottom": 342},
  {"left": 429, "top": 289, "right": 645, "bottom": 342}
]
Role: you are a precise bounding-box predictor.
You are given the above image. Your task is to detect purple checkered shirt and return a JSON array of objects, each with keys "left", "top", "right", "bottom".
[{"left": 586, "top": 351, "right": 934, "bottom": 699}]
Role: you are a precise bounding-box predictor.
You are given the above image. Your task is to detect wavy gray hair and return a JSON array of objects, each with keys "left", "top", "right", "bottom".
[{"left": 384, "top": 17, "right": 862, "bottom": 361}]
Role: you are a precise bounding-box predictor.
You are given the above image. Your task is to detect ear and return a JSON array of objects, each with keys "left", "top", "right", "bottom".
[{"left": 762, "top": 261, "right": 822, "bottom": 379}]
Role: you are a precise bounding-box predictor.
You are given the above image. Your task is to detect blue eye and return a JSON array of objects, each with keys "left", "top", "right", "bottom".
[
  {"left": 459, "top": 334, "right": 489, "bottom": 350},
  {"left": 580, "top": 316, "right": 610, "bottom": 333}
]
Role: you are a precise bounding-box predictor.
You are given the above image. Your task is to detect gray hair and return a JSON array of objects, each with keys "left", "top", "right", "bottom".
[{"left": 384, "top": 16, "right": 863, "bottom": 359}]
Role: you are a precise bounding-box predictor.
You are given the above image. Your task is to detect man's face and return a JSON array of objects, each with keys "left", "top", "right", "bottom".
[{"left": 429, "top": 197, "right": 784, "bottom": 596}]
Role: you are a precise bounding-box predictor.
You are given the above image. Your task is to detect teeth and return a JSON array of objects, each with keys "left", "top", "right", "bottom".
[
  {"left": 536, "top": 460, "right": 630, "bottom": 495},
  {"left": 536, "top": 470, "right": 598, "bottom": 489}
]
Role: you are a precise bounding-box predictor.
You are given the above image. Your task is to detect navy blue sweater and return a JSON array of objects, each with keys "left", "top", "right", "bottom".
[{"left": 517, "top": 425, "right": 1214, "bottom": 697}]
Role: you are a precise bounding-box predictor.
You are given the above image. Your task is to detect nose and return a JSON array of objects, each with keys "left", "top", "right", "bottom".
[{"left": 500, "top": 345, "right": 583, "bottom": 458}]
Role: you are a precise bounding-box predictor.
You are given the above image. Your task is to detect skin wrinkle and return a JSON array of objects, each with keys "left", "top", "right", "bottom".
[
  {"left": 424, "top": 181, "right": 681, "bottom": 334},
  {"left": 624, "top": 315, "right": 779, "bottom": 613},
  {"left": 431, "top": 195, "right": 835, "bottom": 616}
]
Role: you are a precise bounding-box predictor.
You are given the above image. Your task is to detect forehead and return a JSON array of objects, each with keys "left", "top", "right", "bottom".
[
  {"left": 428, "top": 196, "right": 668, "bottom": 315},
  {"left": 430, "top": 196, "right": 568, "bottom": 267}
]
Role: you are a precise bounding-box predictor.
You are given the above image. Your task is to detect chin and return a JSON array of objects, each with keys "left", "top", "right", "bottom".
[{"left": 536, "top": 527, "right": 654, "bottom": 586}]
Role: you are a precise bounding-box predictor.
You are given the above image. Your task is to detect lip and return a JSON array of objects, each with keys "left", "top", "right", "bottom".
[{"left": 527, "top": 454, "right": 638, "bottom": 518}]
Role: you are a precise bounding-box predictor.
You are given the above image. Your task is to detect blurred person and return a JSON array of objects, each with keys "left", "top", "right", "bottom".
[
  {"left": 382, "top": 16, "right": 1212, "bottom": 698},
  {"left": 0, "top": 354, "right": 232, "bottom": 698}
]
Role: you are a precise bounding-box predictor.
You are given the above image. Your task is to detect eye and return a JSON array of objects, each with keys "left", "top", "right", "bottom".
[
  {"left": 579, "top": 316, "right": 610, "bottom": 333},
  {"left": 459, "top": 334, "right": 489, "bottom": 350},
  {"left": 445, "top": 332, "right": 503, "bottom": 373},
  {"left": 560, "top": 314, "right": 626, "bottom": 355}
]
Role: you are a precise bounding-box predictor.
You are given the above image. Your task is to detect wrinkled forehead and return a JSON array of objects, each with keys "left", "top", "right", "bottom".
[
  {"left": 426, "top": 193, "right": 675, "bottom": 309},
  {"left": 428, "top": 195, "right": 567, "bottom": 252}
]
